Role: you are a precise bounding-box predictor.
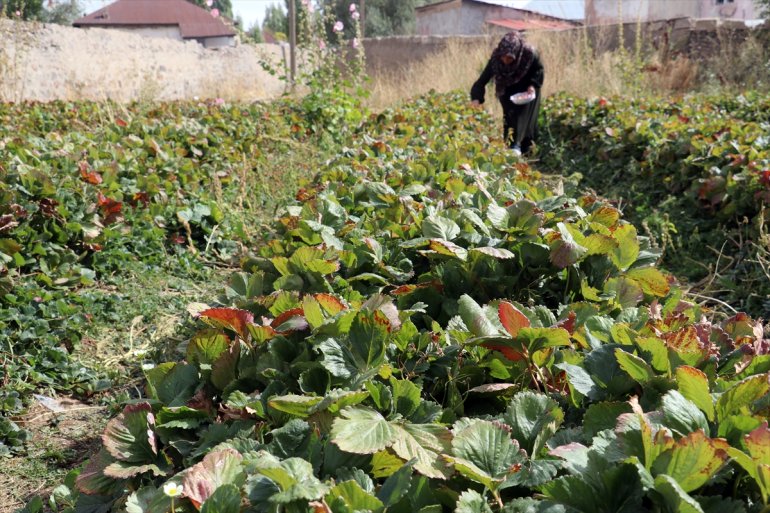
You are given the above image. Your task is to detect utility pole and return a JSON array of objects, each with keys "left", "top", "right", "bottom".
[{"left": 288, "top": 0, "right": 297, "bottom": 88}]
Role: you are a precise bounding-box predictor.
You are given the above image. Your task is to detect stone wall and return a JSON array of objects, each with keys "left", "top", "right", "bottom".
[{"left": 0, "top": 19, "right": 289, "bottom": 103}]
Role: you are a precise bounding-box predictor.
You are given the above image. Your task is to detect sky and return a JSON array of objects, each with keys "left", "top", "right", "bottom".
[{"left": 81, "top": 0, "right": 279, "bottom": 29}]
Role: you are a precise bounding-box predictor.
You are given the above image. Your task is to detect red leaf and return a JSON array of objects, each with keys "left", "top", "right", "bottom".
[
  {"left": 271, "top": 308, "right": 308, "bottom": 333},
  {"left": 556, "top": 311, "right": 577, "bottom": 335},
  {"left": 200, "top": 308, "right": 254, "bottom": 339},
  {"left": 115, "top": 118, "right": 128, "bottom": 127},
  {"left": 482, "top": 343, "right": 527, "bottom": 362},
  {"left": 97, "top": 193, "right": 123, "bottom": 224},
  {"left": 498, "top": 301, "right": 530, "bottom": 338},
  {"left": 79, "top": 161, "right": 103, "bottom": 185}
]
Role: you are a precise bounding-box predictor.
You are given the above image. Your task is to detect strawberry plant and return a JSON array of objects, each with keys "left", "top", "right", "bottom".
[{"left": 40, "top": 93, "right": 770, "bottom": 513}]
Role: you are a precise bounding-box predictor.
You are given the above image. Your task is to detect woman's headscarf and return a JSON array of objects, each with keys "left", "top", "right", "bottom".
[{"left": 490, "top": 31, "right": 536, "bottom": 97}]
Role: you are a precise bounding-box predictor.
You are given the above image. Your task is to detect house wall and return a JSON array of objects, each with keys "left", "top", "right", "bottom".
[
  {"left": 200, "top": 35, "right": 235, "bottom": 48},
  {"left": 416, "top": 3, "right": 552, "bottom": 35},
  {"left": 585, "top": 0, "right": 763, "bottom": 24},
  {"left": 699, "top": 0, "right": 761, "bottom": 19},
  {"left": 116, "top": 25, "right": 183, "bottom": 40}
]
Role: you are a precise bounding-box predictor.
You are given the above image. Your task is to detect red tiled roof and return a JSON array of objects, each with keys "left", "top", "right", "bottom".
[
  {"left": 73, "top": 0, "right": 236, "bottom": 39},
  {"left": 486, "top": 17, "right": 576, "bottom": 30}
]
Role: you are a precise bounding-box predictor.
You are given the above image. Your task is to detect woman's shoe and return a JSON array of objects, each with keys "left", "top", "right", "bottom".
[{"left": 511, "top": 144, "right": 522, "bottom": 157}]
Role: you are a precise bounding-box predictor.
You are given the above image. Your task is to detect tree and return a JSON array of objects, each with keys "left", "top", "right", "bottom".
[
  {"left": 755, "top": 0, "right": 770, "bottom": 16},
  {"left": 1, "top": 0, "right": 44, "bottom": 20},
  {"left": 263, "top": 3, "right": 287, "bottom": 38},
  {"left": 323, "top": 0, "right": 432, "bottom": 37},
  {"left": 246, "top": 22, "right": 264, "bottom": 43},
  {"left": 38, "top": 0, "right": 82, "bottom": 25},
  {"left": 191, "top": 0, "right": 233, "bottom": 20}
]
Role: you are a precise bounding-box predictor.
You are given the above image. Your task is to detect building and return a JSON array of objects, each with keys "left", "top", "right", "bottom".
[
  {"left": 73, "top": 0, "right": 236, "bottom": 48},
  {"left": 416, "top": 0, "right": 583, "bottom": 35},
  {"left": 416, "top": 0, "right": 763, "bottom": 35},
  {"left": 585, "top": 0, "right": 762, "bottom": 25}
]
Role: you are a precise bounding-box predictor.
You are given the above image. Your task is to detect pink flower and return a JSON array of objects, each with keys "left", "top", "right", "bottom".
[
  {"left": 319, "top": 39, "right": 326, "bottom": 50},
  {"left": 333, "top": 20, "right": 344, "bottom": 32},
  {"left": 210, "top": 8, "right": 219, "bottom": 17},
  {"left": 206, "top": 0, "right": 213, "bottom": 6},
  {"left": 14, "top": 10, "right": 21, "bottom": 16},
  {"left": 214, "top": 98, "right": 225, "bottom": 105},
  {"left": 349, "top": 3, "right": 357, "bottom": 12},
  {"left": 351, "top": 11, "right": 360, "bottom": 20},
  {"left": 352, "top": 37, "right": 359, "bottom": 48}
]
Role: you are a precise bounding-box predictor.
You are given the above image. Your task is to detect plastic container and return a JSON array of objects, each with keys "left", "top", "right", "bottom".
[{"left": 510, "top": 90, "right": 536, "bottom": 105}]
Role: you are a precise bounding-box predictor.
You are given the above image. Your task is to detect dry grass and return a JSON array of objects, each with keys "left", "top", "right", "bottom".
[
  {"left": 365, "top": 23, "right": 770, "bottom": 109},
  {"left": 364, "top": 27, "right": 646, "bottom": 110}
]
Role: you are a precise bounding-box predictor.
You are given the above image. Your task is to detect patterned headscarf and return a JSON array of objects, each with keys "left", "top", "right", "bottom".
[{"left": 490, "top": 31, "right": 536, "bottom": 98}]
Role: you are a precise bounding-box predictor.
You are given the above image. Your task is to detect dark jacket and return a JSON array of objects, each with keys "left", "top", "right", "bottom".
[{"left": 470, "top": 54, "right": 545, "bottom": 110}]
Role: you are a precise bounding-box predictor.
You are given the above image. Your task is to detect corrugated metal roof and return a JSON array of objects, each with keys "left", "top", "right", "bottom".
[
  {"left": 470, "top": 0, "right": 585, "bottom": 21},
  {"left": 73, "top": 0, "right": 236, "bottom": 39},
  {"left": 487, "top": 17, "right": 576, "bottom": 30}
]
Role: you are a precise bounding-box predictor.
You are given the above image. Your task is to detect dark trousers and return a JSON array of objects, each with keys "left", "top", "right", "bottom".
[{"left": 501, "top": 94, "right": 541, "bottom": 152}]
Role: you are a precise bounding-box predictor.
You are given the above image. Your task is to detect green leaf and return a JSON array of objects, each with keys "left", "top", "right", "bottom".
[
  {"left": 392, "top": 378, "right": 422, "bottom": 418},
  {"left": 144, "top": 363, "right": 199, "bottom": 407},
  {"left": 715, "top": 374, "right": 770, "bottom": 423},
  {"left": 254, "top": 455, "right": 329, "bottom": 503},
  {"left": 371, "top": 450, "right": 406, "bottom": 479},
  {"left": 504, "top": 391, "right": 564, "bottom": 458},
  {"left": 200, "top": 484, "right": 241, "bottom": 513},
  {"left": 75, "top": 448, "right": 121, "bottom": 496},
  {"left": 653, "top": 474, "right": 704, "bottom": 513},
  {"left": 615, "top": 349, "right": 656, "bottom": 383},
  {"left": 391, "top": 422, "right": 453, "bottom": 479},
  {"left": 102, "top": 403, "right": 160, "bottom": 467},
  {"left": 518, "top": 327, "right": 571, "bottom": 354},
  {"left": 661, "top": 390, "right": 710, "bottom": 436},
  {"left": 187, "top": 330, "right": 231, "bottom": 369},
  {"left": 609, "top": 224, "right": 640, "bottom": 271},
  {"left": 422, "top": 216, "right": 461, "bottom": 241},
  {"left": 626, "top": 267, "right": 670, "bottom": 296},
  {"left": 556, "top": 363, "right": 602, "bottom": 401},
  {"left": 377, "top": 459, "right": 415, "bottom": 507},
  {"left": 268, "top": 395, "right": 324, "bottom": 418},
  {"left": 156, "top": 406, "right": 210, "bottom": 430},
  {"left": 455, "top": 489, "right": 493, "bottom": 513},
  {"left": 651, "top": 430, "right": 728, "bottom": 493},
  {"left": 331, "top": 407, "right": 398, "bottom": 454},
  {"left": 458, "top": 294, "right": 498, "bottom": 338},
  {"left": 583, "top": 402, "right": 631, "bottom": 439},
  {"left": 675, "top": 366, "right": 714, "bottom": 422},
  {"left": 635, "top": 336, "right": 670, "bottom": 374},
  {"left": 327, "top": 480, "right": 384, "bottom": 512},
  {"left": 448, "top": 420, "right": 527, "bottom": 491}
]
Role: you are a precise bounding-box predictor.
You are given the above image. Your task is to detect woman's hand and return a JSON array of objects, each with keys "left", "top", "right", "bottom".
[
  {"left": 470, "top": 100, "right": 482, "bottom": 109},
  {"left": 527, "top": 86, "right": 535, "bottom": 95}
]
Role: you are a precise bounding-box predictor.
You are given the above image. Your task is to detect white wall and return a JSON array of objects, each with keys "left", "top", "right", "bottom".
[
  {"left": 117, "top": 25, "right": 183, "bottom": 40},
  {"left": 0, "top": 19, "right": 287, "bottom": 102}
]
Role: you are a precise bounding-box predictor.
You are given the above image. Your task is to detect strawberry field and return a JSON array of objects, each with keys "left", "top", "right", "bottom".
[{"left": 2, "top": 90, "right": 770, "bottom": 513}]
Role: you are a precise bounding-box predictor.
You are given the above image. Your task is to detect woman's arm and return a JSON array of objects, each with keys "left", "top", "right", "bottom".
[
  {"left": 526, "top": 55, "right": 544, "bottom": 90},
  {"left": 470, "top": 59, "right": 494, "bottom": 104}
]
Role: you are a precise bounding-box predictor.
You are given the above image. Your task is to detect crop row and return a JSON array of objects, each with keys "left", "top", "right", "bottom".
[{"left": 539, "top": 92, "right": 770, "bottom": 315}]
